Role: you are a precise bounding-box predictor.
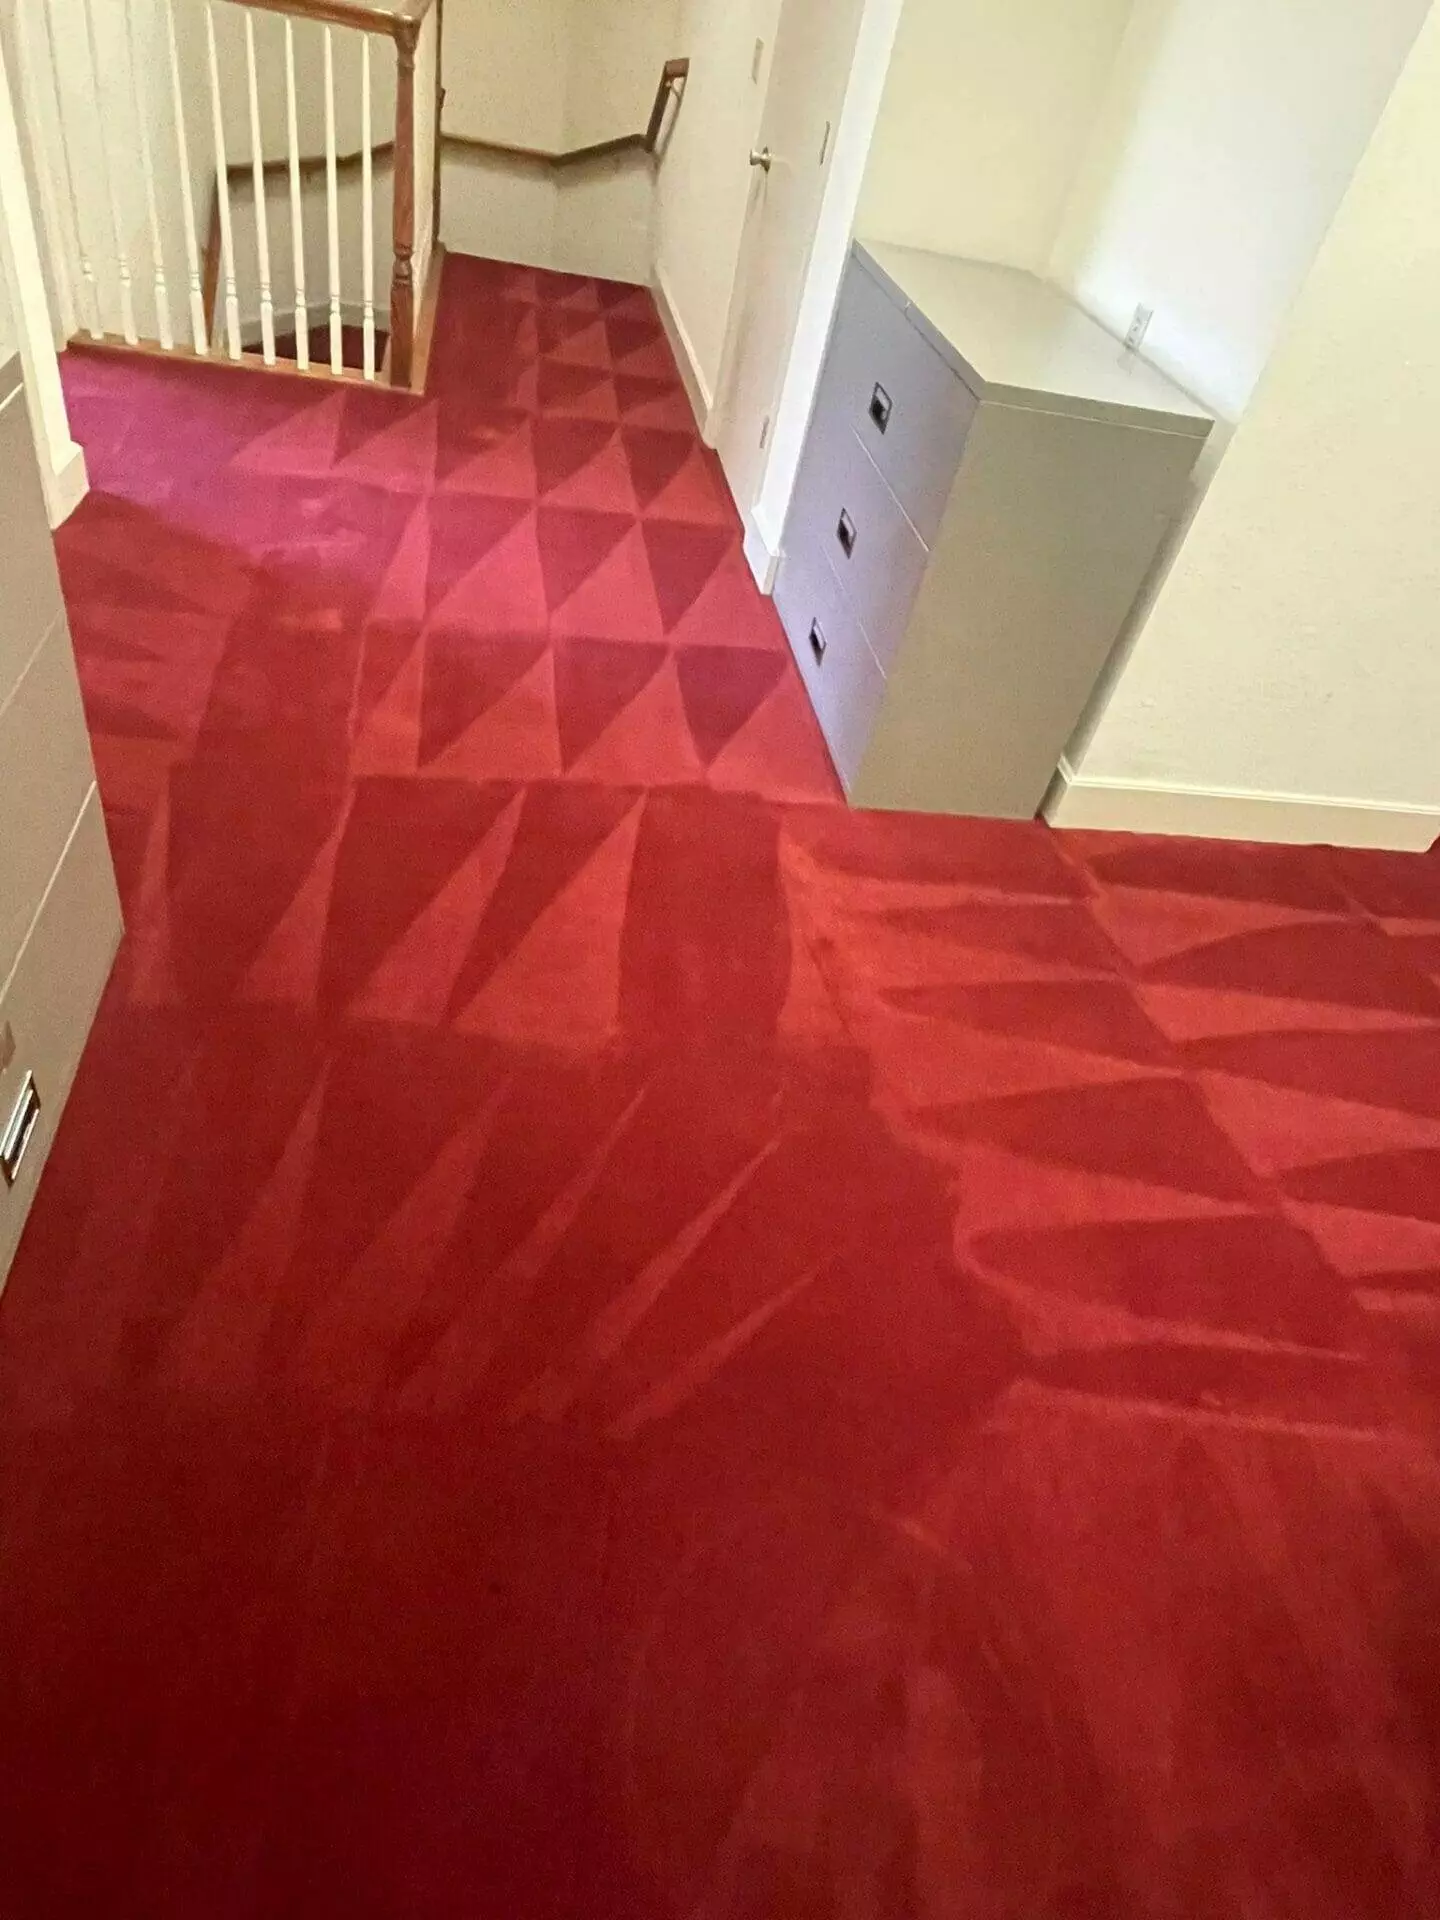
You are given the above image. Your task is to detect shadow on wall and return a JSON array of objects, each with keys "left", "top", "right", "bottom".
[
  {"left": 1049, "top": 0, "right": 1433, "bottom": 422},
  {"left": 1049, "top": 0, "right": 1432, "bottom": 763}
]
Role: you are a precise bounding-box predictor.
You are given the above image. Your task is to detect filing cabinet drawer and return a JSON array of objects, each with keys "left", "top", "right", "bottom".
[
  {"left": 816, "top": 259, "right": 977, "bottom": 547},
  {"left": 786, "top": 410, "right": 928, "bottom": 675},
  {"left": 774, "top": 532, "right": 886, "bottom": 795},
  {"left": 0, "top": 618, "right": 100, "bottom": 987},
  {"left": 0, "top": 791, "right": 122, "bottom": 1277}
]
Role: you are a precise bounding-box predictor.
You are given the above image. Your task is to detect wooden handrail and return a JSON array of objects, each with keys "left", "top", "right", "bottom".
[
  {"left": 234, "top": 0, "right": 434, "bottom": 47},
  {"left": 443, "top": 130, "right": 647, "bottom": 169},
  {"left": 225, "top": 139, "right": 397, "bottom": 190},
  {"left": 646, "top": 57, "right": 690, "bottom": 152},
  {"left": 444, "top": 56, "right": 690, "bottom": 170}
]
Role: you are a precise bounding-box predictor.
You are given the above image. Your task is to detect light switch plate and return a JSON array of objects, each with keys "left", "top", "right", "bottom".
[{"left": 1125, "top": 304, "right": 1154, "bottom": 353}]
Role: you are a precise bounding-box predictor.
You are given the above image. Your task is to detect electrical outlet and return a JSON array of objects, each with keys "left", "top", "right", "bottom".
[
  {"left": 752, "top": 38, "right": 765, "bottom": 83},
  {"left": 1125, "top": 304, "right": 1154, "bottom": 353}
]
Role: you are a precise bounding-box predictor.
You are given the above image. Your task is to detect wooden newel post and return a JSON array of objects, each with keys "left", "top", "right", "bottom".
[{"left": 388, "top": 18, "right": 417, "bottom": 388}]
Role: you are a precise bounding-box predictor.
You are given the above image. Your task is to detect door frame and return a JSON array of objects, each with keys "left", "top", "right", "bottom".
[{"left": 711, "top": 0, "right": 907, "bottom": 589}]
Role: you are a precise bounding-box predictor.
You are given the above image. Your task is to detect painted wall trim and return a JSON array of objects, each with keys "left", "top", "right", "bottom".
[
  {"left": 741, "top": 512, "right": 779, "bottom": 593},
  {"left": 652, "top": 260, "right": 713, "bottom": 438},
  {"left": 1046, "top": 756, "right": 1440, "bottom": 853},
  {"left": 46, "top": 438, "right": 87, "bottom": 526}
]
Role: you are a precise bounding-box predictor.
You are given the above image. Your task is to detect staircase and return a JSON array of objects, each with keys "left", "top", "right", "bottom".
[
  {"left": 12, "top": 0, "right": 690, "bottom": 393},
  {"left": 15, "top": 0, "right": 439, "bottom": 387}
]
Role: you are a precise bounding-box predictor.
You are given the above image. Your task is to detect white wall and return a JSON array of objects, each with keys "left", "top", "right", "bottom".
[
  {"left": 856, "top": 0, "right": 1134, "bottom": 271},
  {"left": 1057, "top": 0, "right": 1440, "bottom": 841},
  {"left": 439, "top": 0, "right": 679, "bottom": 282},
  {"left": 1049, "top": 0, "right": 1432, "bottom": 837},
  {"left": 0, "top": 222, "right": 12, "bottom": 356},
  {"left": 652, "top": 0, "right": 780, "bottom": 410},
  {"left": 1051, "top": 0, "right": 1431, "bottom": 421}
]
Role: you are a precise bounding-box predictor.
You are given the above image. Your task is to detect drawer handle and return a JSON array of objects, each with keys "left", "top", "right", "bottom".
[
  {"left": 809, "top": 619, "right": 827, "bottom": 664},
  {"left": 835, "top": 509, "right": 857, "bottom": 560},
  {"left": 869, "top": 383, "right": 893, "bottom": 434},
  {"left": 0, "top": 1072, "right": 40, "bottom": 1189}
]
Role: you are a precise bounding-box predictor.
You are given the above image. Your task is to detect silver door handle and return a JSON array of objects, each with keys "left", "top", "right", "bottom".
[{"left": 749, "top": 147, "right": 773, "bottom": 172}]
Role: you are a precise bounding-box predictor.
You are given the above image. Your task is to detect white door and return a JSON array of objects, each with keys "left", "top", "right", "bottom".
[{"left": 714, "top": 0, "right": 868, "bottom": 522}]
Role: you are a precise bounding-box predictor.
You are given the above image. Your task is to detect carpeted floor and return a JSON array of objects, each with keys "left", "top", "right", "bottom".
[{"left": 3, "top": 250, "right": 1440, "bottom": 1918}]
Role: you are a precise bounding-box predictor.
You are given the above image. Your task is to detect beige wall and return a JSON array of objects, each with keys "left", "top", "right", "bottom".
[
  {"left": 441, "top": 149, "right": 559, "bottom": 272},
  {"left": 566, "top": 0, "right": 682, "bottom": 149},
  {"left": 1059, "top": 0, "right": 1440, "bottom": 833},
  {"left": 856, "top": 0, "right": 1134, "bottom": 271},
  {"left": 1051, "top": 0, "right": 1430, "bottom": 420},
  {"left": 443, "top": 0, "right": 571, "bottom": 151},
  {"left": 439, "top": 0, "right": 681, "bottom": 282},
  {"left": 443, "top": 0, "right": 680, "bottom": 150}
]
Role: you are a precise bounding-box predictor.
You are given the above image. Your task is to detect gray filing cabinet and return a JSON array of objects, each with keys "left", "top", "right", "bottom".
[
  {"left": 775, "top": 242, "right": 1213, "bottom": 818},
  {"left": 0, "top": 352, "right": 121, "bottom": 1282}
]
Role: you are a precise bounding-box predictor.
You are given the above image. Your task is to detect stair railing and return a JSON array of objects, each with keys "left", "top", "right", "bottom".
[
  {"left": 16, "top": 0, "right": 441, "bottom": 388},
  {"left": 441, "top": 55, "right": 689, "bottom": 171}
]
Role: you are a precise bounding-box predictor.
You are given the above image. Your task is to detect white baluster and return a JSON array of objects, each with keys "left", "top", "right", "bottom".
[
  {"left": 82, "top": 0, "right": 136, "bottom": 341},
  {"left": 14, "top": 0, "right": 77, "bottom": 339},
  {"left": 243, "top": 12, "right": 276, "bottom": 363},
  {"left": 323, "top": 27, "right": 342, "bottom": 375},
  {"left": 123, "top": 0, "right": 173, "bottom": 348},
  {"left": 164, "top": 0, "right": 208, "bottom": 352},
  {"left": 205, "top": 3, "right": 242, "bottom": 359},
  {"left": 284, "top": 20, "right": 309, "bottom": 370},
  {"left": 35, "top": 0, "right": 98, "bottom": 337},
  {"left": 360, "top": 34, "right": 375, "bottom": 381}
]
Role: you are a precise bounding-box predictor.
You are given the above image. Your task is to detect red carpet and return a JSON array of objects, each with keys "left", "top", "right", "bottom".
[{"left": 3, "top": 251, "right": 1440, "bottom": 1917}]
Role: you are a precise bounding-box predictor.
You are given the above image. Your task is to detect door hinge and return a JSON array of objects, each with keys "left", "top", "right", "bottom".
[
  {"left": 819, "top": 120, "right": 832, "bottom": 167},
  {"left": 759, "top": 415, "right": 771, "bottom": 451}
]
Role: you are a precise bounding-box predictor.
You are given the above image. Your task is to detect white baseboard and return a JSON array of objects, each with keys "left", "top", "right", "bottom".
[
  {"left": 43, "top": 438, "right": 88, "bottom": 527},
  {"left": 1045, "top": 757, "right": 1440, "bottom": 853},
  {"left": 651, "top": 264, "right": 712, "bottom": 436},
  {"left": 741, "top": 513, "right": 779, "bottom": 593}
]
